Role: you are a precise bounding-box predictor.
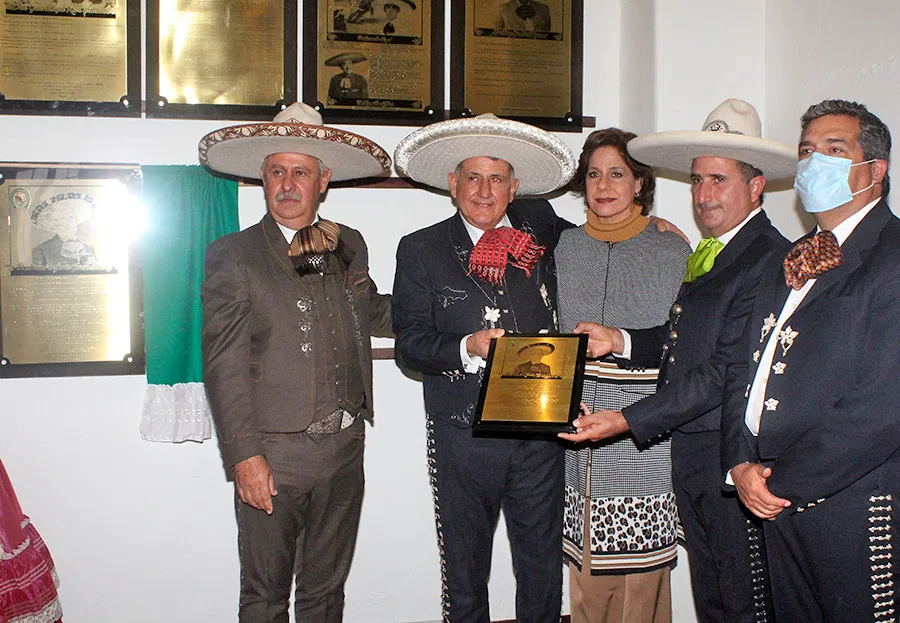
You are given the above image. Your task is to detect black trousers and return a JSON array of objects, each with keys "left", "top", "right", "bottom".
[
  {"left": 671, "top": 430, "right": 768, "bottom": 623},
  {"left": 763, "top": 455, "right": 899, "bottom": 622},
  {"left": 234, "top": 418, "right": 365, "bottom": 623},
  {"left": 428, "top": 416, "right": 566, "bottom": 623}
]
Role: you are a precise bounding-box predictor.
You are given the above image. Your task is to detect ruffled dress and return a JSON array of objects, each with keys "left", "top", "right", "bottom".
[{"left": 0, "top": 460, "right": 62, "bottom": 623}]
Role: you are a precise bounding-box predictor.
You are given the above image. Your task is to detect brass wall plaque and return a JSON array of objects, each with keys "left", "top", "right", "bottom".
[
  {"left": 155, "top": 0, "right": 284, "bottom": 107},
  {"left": 452, "top": 0, "right": 583, "bottom": 131},
  {"left": 0, "top": 0, "right": 132, "bottom": 106},
  {"left": 304, "top": 0, "right": 444, "bottom": 124},
  {"left": 0, "top": 164, "right": 143, "bottom": 376},
  {"left": 474, "top": 333, "right": 587, "bottom": 433}
]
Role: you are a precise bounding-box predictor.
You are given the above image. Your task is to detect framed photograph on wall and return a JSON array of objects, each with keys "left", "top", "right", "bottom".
[
  {"left": 450, "top": 0, "right": 583, "bottom": 131},
  {"left": 302, "top": 0, "right": 444, "bottom": 125},
  {"left": 0, "top": 163, "right": 144, "bottom": 377},
  {"left": 145, "top": 0, "right": 297, "bottom": 120},
  {"left": 0, "top": 0, "right": 141, "bottom": 116}
]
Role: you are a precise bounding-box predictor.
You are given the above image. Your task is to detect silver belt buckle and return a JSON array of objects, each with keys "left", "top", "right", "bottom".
[{"left": 306, "top": 409, "right": 357, "bottom": 436}]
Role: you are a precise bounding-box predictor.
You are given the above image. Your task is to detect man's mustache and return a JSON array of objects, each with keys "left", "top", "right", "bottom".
[
  {"left": 276, "top": 191, "right": 303, "bottom": 201},
  {"left": 695, "top": 202, "right": 721, "bottom": 211}
]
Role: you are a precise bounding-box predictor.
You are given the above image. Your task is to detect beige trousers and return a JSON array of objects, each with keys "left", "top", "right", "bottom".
[{"left": 569, "top": 562, "right": 671, "bottom": 623}]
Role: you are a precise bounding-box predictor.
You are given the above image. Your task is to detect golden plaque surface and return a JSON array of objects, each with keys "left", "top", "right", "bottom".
[
  {"left": 0, "top": 0, "right": 128, "bottom": 102},
  {"left": 463, "top": 0, "right": 573, "bottom": 118},
  {"left": 0, "top": 165, "right": 140, "bottom": 368},
  {"left": 315, "top": 0, "right": 434, "bottom": 112},
  {"left": 157, "top": 0, "right": 284, "bottom": 106},
  {"left": 474, "top": 333, "right": 587, "bottom": 433}
]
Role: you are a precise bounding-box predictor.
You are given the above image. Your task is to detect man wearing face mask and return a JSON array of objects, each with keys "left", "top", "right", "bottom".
[{"left": 724, "top": 99, "right": 897, "bottom": 622}]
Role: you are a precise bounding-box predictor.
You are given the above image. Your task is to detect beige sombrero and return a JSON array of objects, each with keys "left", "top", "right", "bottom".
[
  {"left": 393, "top": 113, "right": 577, "bottom": 195},
  {"left": 627, "top": 98, "right": 797, "bottom": 181},
  {"left": 198, "top": 102, "right": 391, "bottom": 181}
]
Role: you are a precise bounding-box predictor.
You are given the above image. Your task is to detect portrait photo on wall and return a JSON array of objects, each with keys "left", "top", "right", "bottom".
[
  {"left": 473, "top": 0, "right": 562, "bottom": 39},
  {"left": 329, "top": 0, "right": 422, "bottom": 44},
  {"left": 9, "top": 189, "right": 117, "bottom": 275}
]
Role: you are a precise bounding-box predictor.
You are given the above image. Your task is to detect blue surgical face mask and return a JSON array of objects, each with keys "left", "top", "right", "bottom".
[{"left": 794, "top": 152, "right": 876, "bottom": 213}]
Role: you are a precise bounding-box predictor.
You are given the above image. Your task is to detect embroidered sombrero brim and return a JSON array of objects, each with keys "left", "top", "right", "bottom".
[
  {"left": 627, "top": 130, "right": 797, "bottom": 181},
  {"left": 394, "top": 114, "right": 577, "bottom": 196},
  {"left": 199, "top": 122, "right": 391, "bottom": 181}
]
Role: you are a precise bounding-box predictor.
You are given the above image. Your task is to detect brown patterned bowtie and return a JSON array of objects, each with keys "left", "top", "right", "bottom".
[
  {"left": 288, "top": 219, "right": 340, "bottom": 257},
  {"left": 783, "top": 230, "right": 843, "bottom": 290},
  {"left": 468, "top": 226, "right": 544, "bottom": 285}
]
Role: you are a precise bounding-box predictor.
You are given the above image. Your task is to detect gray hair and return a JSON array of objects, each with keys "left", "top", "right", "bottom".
[
  {"left": 260, "top": 154, "right": 328, "bottom": 179},
  {"left": 800, "top": 99, "right": 891, "bottom": 197},
  {"left": 453, "top": 158, "right": 516, "bottom": 180}
]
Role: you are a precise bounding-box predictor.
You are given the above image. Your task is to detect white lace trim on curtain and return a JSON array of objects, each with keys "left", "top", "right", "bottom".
[{"left": 140, "top": 382, "right": 212, "bottom": 443}]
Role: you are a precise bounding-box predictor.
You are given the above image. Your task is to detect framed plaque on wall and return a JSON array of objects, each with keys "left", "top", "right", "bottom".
[
  {"left": 0, "top": 163, "right": 144, "bottom": 377},
  {"left": 0, "top": 0, "right": 141, "bottom": 116},
  {"left": 302, "top": 0, "right": 444, "bottom": 126},
  {"left": 145, "top": 0, "right": 297, "bottom": 120},
  {"left": 450, "top": 0, "right": 583, "bottom": 132}
]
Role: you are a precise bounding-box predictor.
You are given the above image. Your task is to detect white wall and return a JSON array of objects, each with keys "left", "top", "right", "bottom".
[
  {"left": 5, "top": 1, "right": 896, "bottom": 622},
  {"left": 763, "top": 1, "right": 900, "bottom": 241}
]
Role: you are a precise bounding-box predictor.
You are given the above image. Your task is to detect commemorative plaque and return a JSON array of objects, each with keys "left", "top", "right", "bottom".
[
  {"left": 146, "top": 0, "right": 296, "bottom": 119},
  {"left": 451, "top": 0, "right": 583, "bottom": 131},
  {"left": 303, "top": 0, "right": 444, "bottom": 125},
  {"left": 473, "top": 333, "right": 587, "bottom": 434},
  {"left": 0, "top": 163, "right": 144, "bottom": 377},
  {"left": 0, "top": 0, "right": 140, "bottom": 115}
]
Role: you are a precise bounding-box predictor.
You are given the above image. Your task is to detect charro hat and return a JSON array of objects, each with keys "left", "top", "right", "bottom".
[
  {"left": 626, "top": 98, "right": 797, "bottom": 181},
  {"left": 518, "top": 342, "right": 555, "bottom": 358},
  {"left": 198, "top": 102, "right": 391, "bottom": 181},
  {"left": 393, "top": 113, "right": 577, "bottom": 195},
  {"left": 31, "top": 192, "right": 95, "bottom": 230},
  {"left": 323, "top": 52, "right": 368, "bottom": 67}
]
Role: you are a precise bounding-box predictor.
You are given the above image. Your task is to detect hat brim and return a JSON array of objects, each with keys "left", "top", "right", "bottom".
[
  {"left": 627, "top": 131, "right": 797, "bottom": 181},
  {"left": 324, "top": 53, "right": 368, "bottom": 67},
  {"left": 32, "top": 199, "right": 93, "bottom": 228},
  {"left": 199, "top": 122, "right": 391, "bottom": 181},
  {"left": 394, "top": 117, "right": 576, "bottom": 196}
]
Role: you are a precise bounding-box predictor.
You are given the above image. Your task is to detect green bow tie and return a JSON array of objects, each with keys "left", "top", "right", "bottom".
[{"left": 684, "top": 237, "right": 725, "bottom": 283}]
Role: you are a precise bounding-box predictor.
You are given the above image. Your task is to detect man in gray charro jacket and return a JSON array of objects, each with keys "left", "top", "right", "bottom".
[{"left": 199, "top": 103, "right": 392, "bottom": 623}]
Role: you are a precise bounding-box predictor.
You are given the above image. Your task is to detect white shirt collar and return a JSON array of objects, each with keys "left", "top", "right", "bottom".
[
  {"left": 460, "top": 213, "right": 513, "bottom": 245},
  {"left": 276, "top": 216, "right": 319, "bottom": 243},
  {"left": 819, "top": 197, "right": 880, "bottom": 246},
  {"left": 716, "top": 207, "right": 762, "bottom": 247}
]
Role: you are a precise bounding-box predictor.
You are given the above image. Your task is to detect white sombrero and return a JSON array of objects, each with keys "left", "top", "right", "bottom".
[
  {"left": 393, "top": 113, "right": 577, "bottom": 195},
  {"left": 198, "top": 102, "right": 391, "bottom": 181},
  {"left": 627, "top": 99, "right": 797, "bottom": 181},
  {"left": 31, "top": 192, "right": 95, "bottom": 230}
]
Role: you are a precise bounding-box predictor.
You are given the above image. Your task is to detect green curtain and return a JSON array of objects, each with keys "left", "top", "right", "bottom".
[{"left": 140, "top": 165, "right": 239, "bottom": 442}]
